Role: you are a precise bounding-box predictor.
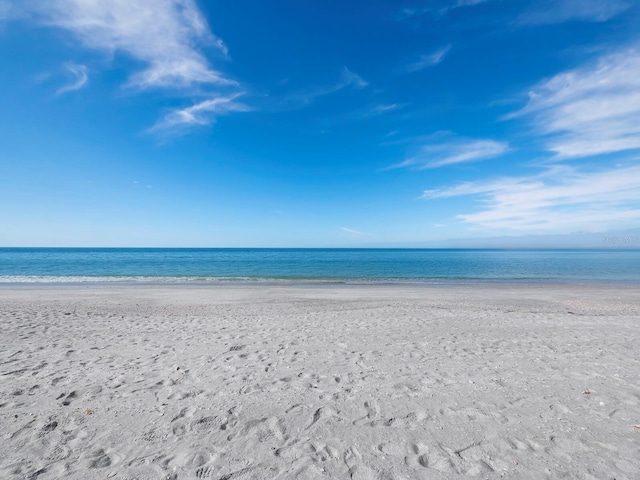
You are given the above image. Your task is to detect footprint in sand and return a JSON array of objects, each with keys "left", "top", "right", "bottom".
[
  {"left": 81, "top": 447, "right": 112, "bottom": 469},
  {"left": 195, "top": 465, "right": 215, "bottom": 478},
  {"left": 189, "top": 415, "right": 223, "bottom": 433},
  {"left": 405, "top": 443, "right": 458, "bottom": 474},
  {"left": 38, "top": 419, "right": 58, "bottom": 435},
  {"left": 370, "top": 410, "right": 429, "bottom": 429},
  {"left": 60, "top": 391, "right": 77, "bottom": 406},
  {"left": 376, "top": 441, "right": 406, "bottom": 460},
  {"left": 45, "top": 444, "right": 71, "bottom": 462},
  {"left": 307, "top": 406, "right": 341, "bottom": 430},
  {"left": 139, "top": 429, "right": 170, "bottom": 442},
  {"left": 353, "top": 400, "right": 380, "bottom": 427},
  {"left": 170, "top": 405, "right": 197, "bottom": 423},
  {"left": 406, "top": 441, "right": 498, "bottom": 476},
  {"left": 344, "top": 446, "right": 376, "bottom": 480},
  {"left": 451, "top": 442, "right": 497, "bottom": 476},
  {"left": 227, "top": 416, "right": 285, "bottom": 444}
]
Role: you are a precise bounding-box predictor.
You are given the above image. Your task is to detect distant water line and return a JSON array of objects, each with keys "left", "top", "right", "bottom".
[{"left": 0, "top": 248, "right": 639, "bottom": 284}]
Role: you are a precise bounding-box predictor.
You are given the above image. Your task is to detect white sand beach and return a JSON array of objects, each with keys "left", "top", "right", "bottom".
[{"left": 1, "top": 285, "right": 639, "bottom": 479}]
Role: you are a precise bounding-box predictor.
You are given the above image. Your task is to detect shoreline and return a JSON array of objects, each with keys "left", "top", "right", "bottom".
[{"left": 2, "top": 277, "right": 640, "bottom": 288}]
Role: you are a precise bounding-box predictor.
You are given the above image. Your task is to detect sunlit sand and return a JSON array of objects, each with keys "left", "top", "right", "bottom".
[{"left": 1, "top": 285, "right": 639, "bottom": 479}]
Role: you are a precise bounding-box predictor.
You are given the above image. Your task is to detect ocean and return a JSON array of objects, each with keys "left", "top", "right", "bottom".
[{"left": 0, "top": 248, "right": 639, "bottom": 284}]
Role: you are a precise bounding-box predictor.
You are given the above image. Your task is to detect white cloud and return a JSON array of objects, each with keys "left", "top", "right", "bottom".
[
  {"left": 457, "top": 0, "right": 486, "bottom": 6},
  {"left": 402, "top": 0, "right": 628, "bottom": 24},
  {"left": 339, "top": 67, "right": 368, "bottom": 90},
  {"left": 364, "top": 103, "right": 400, "bottom": 117},
  {"left": 56, "top": 62, "right": 88, "bottom": 95},
  {"left": 407, "top": 45, "right": 452, "bottom": 72},
  {"left": 273, "top": 67, "right": 367, "bottom": 110},
  {"left": 510, "top": 46, "right": 640, "bottom": 158},
  {"left": 26, "top": 0, "right": 232, "bottom": 90},
  {"left": 151, "top": 94, "right": 249, "bottom": 131},
  {"left": 390, "top": 136, "right": 508, "bottom": 169},
  {"left": 421, "top": 164, "right": 640, "bottom": 231},
  {"left": 517, "top": 0, "right": 630, "bottom": 25},
  {"left": 340, "top": 227, "right": 371, "bottom": 237},
  {"left": 12, "top": 0, "right": 248, "bottom": 133},
  {"left": 383, "top": 130, "right": 398, "bottom": 139},
  {"left": 401, "top": 0, "right": 487, "bottom": 18}
]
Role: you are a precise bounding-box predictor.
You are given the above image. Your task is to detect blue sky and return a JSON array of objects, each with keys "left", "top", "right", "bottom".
[{"left": 1, "top": 0, "right": 639, "bottom": 247}]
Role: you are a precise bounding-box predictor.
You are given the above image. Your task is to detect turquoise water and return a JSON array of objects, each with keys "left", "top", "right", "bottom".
[{"left": 0, "top": 248, "right": 639, "bottom": 284}]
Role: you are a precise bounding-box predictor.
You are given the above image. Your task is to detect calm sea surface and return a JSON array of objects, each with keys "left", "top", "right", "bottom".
[{"left": 1, "top": 248, "right": 639, "bottom": 284}]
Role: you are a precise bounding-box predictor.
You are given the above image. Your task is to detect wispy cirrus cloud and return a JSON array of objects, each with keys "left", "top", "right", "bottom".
[
  {"left": 389, "top": 135, "right": 509, "bottom": 169},
  {"left": 27, "top": 0, "right": 232, "bottom": 90},
  {"left": 401, "top": 0, "right": 487, "bottom": 19},
  {"left": 516, "top": 0, "right": 631, "bottom": 26},
  {"left": 270, "top": 67, "right": 367, "bottom": 111},
  {"left": 339, "top": 67, "right": 368, "bottom": 90},
  {"left": 402, "top": 0, "right": 629, "bottom": 24},
  {"left": 56, "top": 62, "right": 88, "bottom": 95},
  {"left": 407, "top": 44, "right": 452, "bottom": 72},
  {"left": 510, "top": 46, "right": 640, "bottom": 158},
  {"left": 11, "top": 0, "right": 247, "bottom": 133},
  {"left": 363, "top": 103, "right": 401, "bottom": 117},
  {"left": 421, "top": 164, "right": 640, "bottom": 231},
  {"left": 151, "top": 94, "right": 249, "bottom": 132},
  {"left": 340, "top": 226, "right": 371, "bottom": 237}
]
